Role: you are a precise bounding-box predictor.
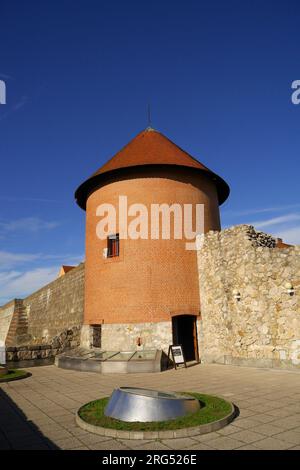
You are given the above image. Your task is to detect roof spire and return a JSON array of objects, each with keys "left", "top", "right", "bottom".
[{"left": 146, "top": 104, "right": 154, "bottom": 131}]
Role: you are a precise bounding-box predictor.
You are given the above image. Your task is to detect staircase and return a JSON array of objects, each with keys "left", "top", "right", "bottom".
[{"left": 6, "top": 300, "right": 31, "bottom": 346}]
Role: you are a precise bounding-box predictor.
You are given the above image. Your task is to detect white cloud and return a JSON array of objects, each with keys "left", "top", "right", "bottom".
[
  {"left": 43, "top": 254, "right": 84, "bottom": 264},
  {"left": 0, "top": 217, "right": 59, "bottom": 233},
  {"left": 12, "top": 95, "right": 28, "bottom": 111},
  {"left": 251, "top": 214, "right": 300, "bottom": 229},
  {"left": 0, "top": 267, "right": 59, "bottom": 305},
  {"left": 222, "top": 204, "right": 300, "bottom": 246},
  {"left": 0, "top": 73, "right": 12, "bottom": 80},
  {"left": 222, "top": 203, "right": 300, "bottom": 217},
  {"left": 0, "top": 250, "right": 83, "bottom": 269},
  {"left": 0, "top": 251, "right": 41, "bottom": 268},
  {"left": 0, "top": 270, "right": 21, "bottom": 283},
  {"left": 274, "top": 226, "right": 300, "bottom": 245},
  {"left": 0, "top": 250, "right": 84, "bottom": 304}
]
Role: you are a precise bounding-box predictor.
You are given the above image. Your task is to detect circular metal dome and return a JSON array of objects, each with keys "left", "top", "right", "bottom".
[{"left": 104, "top": 387, "right": 201, "bottom": 422}]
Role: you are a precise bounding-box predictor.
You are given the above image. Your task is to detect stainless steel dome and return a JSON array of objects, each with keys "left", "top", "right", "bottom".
[{"left": 104, "top": 387, "right": 201, "bottom": 422}]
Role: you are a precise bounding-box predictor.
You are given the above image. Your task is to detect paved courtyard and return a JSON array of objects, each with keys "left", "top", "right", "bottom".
[{"left": 1, "top": 363, "right": 300, "bottom": 450}]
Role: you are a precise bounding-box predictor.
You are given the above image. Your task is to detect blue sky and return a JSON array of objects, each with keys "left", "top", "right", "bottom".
[{"left": 0, "top": 0, "right": 299, "bottom": 304}]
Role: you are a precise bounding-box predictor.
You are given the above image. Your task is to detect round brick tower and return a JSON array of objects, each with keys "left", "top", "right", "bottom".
[{"left": 75, "top": 128, "right": 229, "bottom": 360}]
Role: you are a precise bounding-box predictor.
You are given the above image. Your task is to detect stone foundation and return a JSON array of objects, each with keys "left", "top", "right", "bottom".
[
  {"left": 81, "top": 321, "right": 174, "bottom": 354},
  {"left": 6, "top": 325, "right": 82, "bottom": 362},
  {"left": 80, "top": 324, "right": 93, "bottom": 349}
]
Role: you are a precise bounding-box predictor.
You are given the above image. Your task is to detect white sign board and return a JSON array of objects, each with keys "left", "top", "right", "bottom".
[
  {"left": 0, "top": 340, "right": 6, "bottom": 365},
  {"left": 168, "top": 345, "right": 187, "bottom": 370},
  {"left": 170, "top": 345, "right": 185, "bottom": 365}
]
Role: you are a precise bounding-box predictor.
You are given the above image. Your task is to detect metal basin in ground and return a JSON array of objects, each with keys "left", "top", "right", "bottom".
[{"left": 104, "top": 387, "right": 201, "bottom": 422}]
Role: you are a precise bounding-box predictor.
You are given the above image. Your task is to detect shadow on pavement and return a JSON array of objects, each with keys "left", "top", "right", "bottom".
[{"left": 0, "top": 387, "right": 60, "bottom": 450}]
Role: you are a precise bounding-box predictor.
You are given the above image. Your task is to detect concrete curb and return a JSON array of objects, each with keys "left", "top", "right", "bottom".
[{"left": 75, "top": 401, "right": 236, "bottom": 440}]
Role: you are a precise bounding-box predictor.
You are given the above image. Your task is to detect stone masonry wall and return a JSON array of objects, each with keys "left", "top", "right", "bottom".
[
  {"left": 22, "top": 263, "right": 84, "bottom": 344},
  {"left": 197, "top": 225, "right": 300, "bottom": 369},
  {"left": 0, "top": 263, "right": 85, "bottom": 360},
  {"left": 0, "top": 300, "right": 15, "bottom": 343},
  {"left": 81, "top": 321, "right": 174, "bottom": 353}
]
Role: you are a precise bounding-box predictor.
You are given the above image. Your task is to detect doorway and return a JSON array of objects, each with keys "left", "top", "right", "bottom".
[
  {"left": 172, "top": 315, "right": 199, "bottom": 362},
  {"left": 91, "top": 325, "right": 102, "bottom": 348}
]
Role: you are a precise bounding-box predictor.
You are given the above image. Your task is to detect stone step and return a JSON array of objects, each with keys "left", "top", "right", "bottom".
[{"left": 5, "top": 303, "right": 29, "bottom": 346}]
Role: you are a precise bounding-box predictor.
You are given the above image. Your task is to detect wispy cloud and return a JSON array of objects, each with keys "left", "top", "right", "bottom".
[
  {"left": 0, "top": 251, "right": 41, "bottom": 268},
  {"left": 0, "top": 73, "right": 12, "bottom": 80},
  {"left": 0, "top": 250, "right": 83, "bottom": 270},
  {"left": 0, "top": 270, "right": 21, "bottom": 283},
  {"left": 274, "top": 226, "right": 300, "bottom": 245},
  {"left": 222, "top": 203, "right": 300, "bottom": 217},
  {"left": 12, "top": 95, "right": 29, "bottom": 111},
  {"left": 0, "top": 217, "right": 60, "bottom": 235},
  {"left": 0, "top": 251, "right": 84, "bottom": 304},
  {"left": 0, "top": 94, "right": 30, "bottom": 122},
  {"left": 251, "top": 214, "right": 300, "bottom": 229},
  {"left": 43, "top": 254, "right": 84, "bottom": 264},
  {"left": 0, "top": 267, "right": 59, "bottom": 305},
  {"left": 222, "top": 202, "right": 300, "bottom": 245}
]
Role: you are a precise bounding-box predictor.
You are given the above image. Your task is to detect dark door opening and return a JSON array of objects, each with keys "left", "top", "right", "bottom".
[
  {"left": 172, "top": 315, "right": 199, "bottom": 362},
  {"left": 92, "top": 325, "right": 102, "bottom": 348}
]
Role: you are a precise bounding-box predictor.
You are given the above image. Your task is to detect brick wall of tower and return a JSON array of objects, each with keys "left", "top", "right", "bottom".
[{"left": 84, "top": 167, "right": 221, "bottom": 326}]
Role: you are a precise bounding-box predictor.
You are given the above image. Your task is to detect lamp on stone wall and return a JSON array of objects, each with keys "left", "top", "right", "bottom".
[
  {"left": 284, "top": 282, "right": 295, "bottom": 296},
  {"left": 233, "top": 289, "right": 241, "bottom": 301}
]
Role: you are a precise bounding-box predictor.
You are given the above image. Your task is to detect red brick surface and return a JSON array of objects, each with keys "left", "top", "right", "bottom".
[{"left": 84, "top": 167, "right": 221, "bottom": 325}]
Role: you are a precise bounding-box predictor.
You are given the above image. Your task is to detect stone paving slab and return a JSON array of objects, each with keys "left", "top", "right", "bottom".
[
  {"left": 203, "top": 436, "right": 244, "bottom": 450},
  {"left": 160, "top": 437, "right": 199, "bottom": 449},
  {"left": 0, "top": 363, "right": 300, "bottom": 450},
  {"left": 229, "top": 429, "right": 266, "bottom": 444},
  {"left": 252, "top": 437, "right": 293, "bottom": 450},
  {"left": 188, "top": 442, "right": 215, "bottom": 450}
]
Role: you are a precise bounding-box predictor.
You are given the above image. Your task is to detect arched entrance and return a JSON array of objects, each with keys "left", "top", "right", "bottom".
[{"left": 172, "top": 315, "right": 199, "bottom": 362}]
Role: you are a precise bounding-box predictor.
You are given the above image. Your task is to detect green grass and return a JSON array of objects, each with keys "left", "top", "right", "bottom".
[
  {"left": 78, "top": 392, "right": 233, "bottom": 431},
  {"left": 0, "top": 369, "right": 29, "bottom": 382}
]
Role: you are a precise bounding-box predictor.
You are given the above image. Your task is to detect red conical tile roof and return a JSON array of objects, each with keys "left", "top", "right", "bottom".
[{"left": 75, "top": 128, "right": 229, "bottom": 209}]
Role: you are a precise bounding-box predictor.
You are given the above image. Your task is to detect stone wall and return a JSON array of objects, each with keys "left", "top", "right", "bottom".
[
  {"left": 2, "top": 223, "right": 300, "bottom": 370},
  {"left": 0, "top": 301, "right": 15, "bottom": 343},
  {"left": 0, "top": 263, "right": 85, "bottom": 359},
  {"left": 81, "top": 321, "right": 174, "bottom": 353},
  {"left": 197, "top": 225, "right": 300, "bottom": 369},
  {"left": 6, "top": 326, "right": 82, "bottom": 362},
  {"left": 22, "top": 263, "right": 84, "bottom": 344}
]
